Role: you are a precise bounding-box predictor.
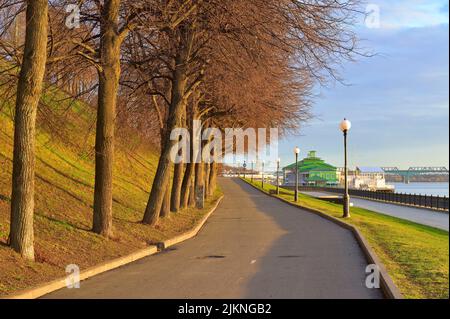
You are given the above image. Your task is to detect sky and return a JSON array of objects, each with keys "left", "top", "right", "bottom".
[{"left": 277, "top": 0, "right": 449, "bottom": 170}]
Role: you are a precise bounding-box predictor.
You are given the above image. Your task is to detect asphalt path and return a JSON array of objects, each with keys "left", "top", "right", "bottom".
[{"left": 44, "top": 178, "right": 382, "bottom": 299}]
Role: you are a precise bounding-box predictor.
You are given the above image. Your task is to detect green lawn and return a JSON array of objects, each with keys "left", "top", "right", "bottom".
[{"left": 242, "top": 178, "right": 449, "bottom": 299}]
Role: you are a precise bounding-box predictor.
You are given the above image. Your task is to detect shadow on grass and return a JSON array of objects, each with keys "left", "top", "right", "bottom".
[
  {"left": 42, "top": 143, "right": 93, "bottom": 176},
  {"left": 38, "top": 214, "right": 91, "bottom": 232},
  {"left": 0, "top": 240, "right": 9, "bottom": 248},
  {"left": 37, "top": 157, "right": 94, "bottom": 189},
  {"left": 36, "top": 174, "right": 93, "bottom": 208},
  {"left": 0, "top": 193, "right": 10, "bottom": 203}
]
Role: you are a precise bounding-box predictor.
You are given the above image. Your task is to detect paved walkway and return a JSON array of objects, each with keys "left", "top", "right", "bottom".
[
  {"left": 44, "top": 178, "right": 382, "bottom": 299},
  {"left": 302, "top": 191, "right": 449, "bottom": 231}
]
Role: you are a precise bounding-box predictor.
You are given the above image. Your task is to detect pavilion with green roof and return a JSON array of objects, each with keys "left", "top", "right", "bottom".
[{"left": 282, "top": 151, "right": 339, "bottom": 186}]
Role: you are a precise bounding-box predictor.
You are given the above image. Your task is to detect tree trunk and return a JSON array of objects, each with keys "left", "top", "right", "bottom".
[
  {"left": 204, "top": 161, "right": 210, "bottom": 199},
  {"left": 143, "top": 29, "right": 192, "bottom": 225},
  {"left": 160, "top": 183, "right": 171, "bottom": 218},
  {"left": 9, "top": 0, "right": 48, "bottom": 261},
  {"left": 170, "top": 109, "right": 186, "bottom": 212},
  {"left": 180, "top": 162, "right": 194, "bottom": 208},
  {"left": 208, "top": 162, "right": 217, "bottom": 197},
  {"left": 92, "top": 0, "right": 122, "bottom": 237},
  {"left": 194, "top": 161, "right": 204, "bottom": 208},
  {"left": 170, "top": 162, "right": 184, "bottom": 212},
  {"left": 180, "top": 109, "right": 196, "bottom": 209},
  {"left": 188, "top": 178, "right": 195, "bottom": 207},
  {"left": 154, "top": 129, "right": 171, "bottom": 219}
]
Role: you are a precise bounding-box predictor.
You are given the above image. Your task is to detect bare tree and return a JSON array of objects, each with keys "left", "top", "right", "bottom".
[
  {"left": 91, "top": 0, "right": 125, "bottom": 237},
  {"left": 8, "top": 0, "right": 48, "bottom": 261},
  {"left": 57, "top": 0, "right": 148, "bottom": 237}
]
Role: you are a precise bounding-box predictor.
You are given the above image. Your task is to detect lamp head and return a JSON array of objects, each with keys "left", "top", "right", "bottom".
[
  {"left": 294, "top": 146, "right": 300, "bottom": 155},
  {"left": 340, "top": 118, "right": 351, "bottom": 132}
]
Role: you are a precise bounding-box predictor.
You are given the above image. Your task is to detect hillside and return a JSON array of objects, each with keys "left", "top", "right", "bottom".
[{"left": 0, "top": 88, "right": 220, "bottom": 295}]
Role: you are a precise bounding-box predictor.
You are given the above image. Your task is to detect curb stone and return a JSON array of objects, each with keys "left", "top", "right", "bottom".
[
  {"left": 158, "top": 195, "right": 224, "bottom": 249},
  {"left": 2, "top": 245, "right": 158, "bottom": 299}
]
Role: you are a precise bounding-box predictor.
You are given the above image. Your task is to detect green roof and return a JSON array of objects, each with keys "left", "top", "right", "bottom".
[{"left": 283, "top": 151, "right": 336, "bottom": 172}]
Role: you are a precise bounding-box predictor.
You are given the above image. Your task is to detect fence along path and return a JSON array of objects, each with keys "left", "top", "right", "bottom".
[{"left": 290, "top": 186, "right": 449, "bottom": 212}]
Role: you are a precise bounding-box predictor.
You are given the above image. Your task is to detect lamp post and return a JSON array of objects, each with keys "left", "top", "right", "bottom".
[
  {"left": 237, "top": 161, "right": 241, "bottom": 177},
  {"left": 294, "top": 146, "right": 300, "bottom": 202},
  {"left": 251, "top": 160, "right": 255, "bottom": 182},
  {"left": 261, "top": 161, "right": 265, "bottom": 189},
  {"left": 243, "top": 161, "right": 247, "bottom": 179},
  {"left": 276, "top": 158, "right": 281, "bottom": 195},
  {"left": 340, "top": 118, "right": 352, "bottom": 218}
]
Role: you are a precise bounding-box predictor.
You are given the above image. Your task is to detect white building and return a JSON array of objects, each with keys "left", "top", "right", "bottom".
[{"left": 343, "top": 167, "right": 394, "bottom": 191}]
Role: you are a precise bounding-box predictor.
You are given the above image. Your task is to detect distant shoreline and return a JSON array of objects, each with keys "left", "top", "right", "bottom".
[{"left": 385, "top": 175, "right": 448, "bottom": 183}]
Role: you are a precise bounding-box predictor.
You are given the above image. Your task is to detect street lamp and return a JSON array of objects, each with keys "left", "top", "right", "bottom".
[
  {"left": 251, "top": 160, "right": 255, "bottom": 182},
  {"left": 261, "top": 160, "right": 265, "bottom": 189},
  {"left": 340, "top": 118, "right": 352, "bottom": 218},
  {"left": 294, "top": 146, "right": 300, "bottom": 202},
  {"left": 276, "top": 158, "right": 281, "bottom": 195},
  {"left": 243, "top": 160, "right": 247, "bottom": 179}
]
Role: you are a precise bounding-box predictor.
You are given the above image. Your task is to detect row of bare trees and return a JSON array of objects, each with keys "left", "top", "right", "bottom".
[{"left": 0, "top": 0, "right": 363, "bottom": 261}]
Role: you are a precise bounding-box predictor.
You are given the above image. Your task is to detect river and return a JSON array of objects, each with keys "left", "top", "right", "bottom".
[{"left": 388, "top": 182, "right": 449, "bottom": 197}]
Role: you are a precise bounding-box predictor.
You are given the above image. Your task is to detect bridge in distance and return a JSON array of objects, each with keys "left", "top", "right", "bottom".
[{"left": 381, "top": 167, "right": 449, "bottom": 183}]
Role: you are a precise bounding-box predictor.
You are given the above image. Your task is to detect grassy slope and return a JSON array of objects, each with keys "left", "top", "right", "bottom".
[
  {"left": 243, "top": 178, "right": 449, "bottom": 299},
  {"left": 0, "top": 88, "right": 221, "bottom": 296}
]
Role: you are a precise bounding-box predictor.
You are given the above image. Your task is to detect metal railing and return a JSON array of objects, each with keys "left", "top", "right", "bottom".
[{"left": 291, "top": 186, "right": 449, "bottom": 211}]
